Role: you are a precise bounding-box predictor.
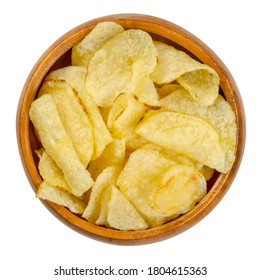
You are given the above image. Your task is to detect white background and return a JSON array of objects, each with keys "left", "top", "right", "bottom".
[{"left": 1, "top": 0, "right": 259, "bottom": 279}]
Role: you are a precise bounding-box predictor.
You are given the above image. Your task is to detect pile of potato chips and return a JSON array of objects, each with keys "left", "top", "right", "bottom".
[{"left": 29, "top": 22, "right": 237, "bottom": 231}]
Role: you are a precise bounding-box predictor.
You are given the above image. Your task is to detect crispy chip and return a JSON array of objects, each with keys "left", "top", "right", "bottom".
[
  {"left": 151, "top": 41, "right": 219, "bottom": 106},
  {"left": 160, "top": 85, "right": 237, "bottom": 172},
  {"left": 82, "top": 166, "right": 121, "bottom": 223},
  {"left": 117, "top": 148, "right": 206, "bottom": 227},
  {"left": 107, "top": 93, "right": 147, "bottom": 150},
  {"left": 136, "top": 110, "right": 226, "bottom": 173},
  {"left": 106, "top": 185, "right": 148, "bottom": 231},
  {"left": 71, "top": 21, "right": 124, "bottom": 67},
  {"left": 29, "top": 94, "right": 94, "bottom": 196},
  {"left": 88, "top": 138, "right": 126, "bottom": 180},
  {"left": 38, "top": 79, "right": 93, "bottom": 167},
  {"left": 45, "top": 66, "right": 112, "bottom": 160},
  {"left": 35, "top": 149, "right": 70, "bottom": 192},
  {"left": 85, "top": 29, "right": 157, "bottom": 107},
  {"left": 37, "top": 181, "right": 87, "bottom": 214}
]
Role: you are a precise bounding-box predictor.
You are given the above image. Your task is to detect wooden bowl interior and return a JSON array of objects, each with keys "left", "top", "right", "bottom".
[{"left": 17, "top": 14, "right": 245, "bottom": 245}]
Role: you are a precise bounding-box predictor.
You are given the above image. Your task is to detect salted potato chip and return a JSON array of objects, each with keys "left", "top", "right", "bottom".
[
  {"left": 45, "top": 66, "right": 112, "bottom": 160},
  {"left": 106, "top": 185, "right": 148, "bottom": 231},
  {"left": 29, "top": 94, "right": 94, "bottom": 196},
  {"left": 71, "top": 21, "right": 124, "bottom": 67},
  {"left": 117, "top": 148, "right": 206, "bottom": 227},
  {"left": 151, "top": 41, "right": 219, "bottom": 106},
  {"left": 141, "top": 143, "right": 214, "bottom": 181},
  {"left": 35, "top": 149, "right": 70, "bottom": 192},
  {"left": 117, "top": 148, "right": 176, "bottom": 226},
  {"left": 131, "top": 59, "right": 160, "bottom": 106},
  {"left": 160, "top": 85, "right": 237, "bottom": 172},
  {"left": 88, "top": 138, "right": 126, "bottom": 180},
  {"left": 85, "top": 29, "right": 158, "bottom": 107},
  {"left": 151, "top": 165, "right": 206, "bottom": 215},
  {"left": 136, "top": 110, "right": 226, "bottom": 173},
  {"left": 38, "top": 79, "right": 93, "bottom": 167},
  {"left": 107, "top": 93, "right": 147, "bottom": 150},
  {"left": 82, "top": 166, "right": 121, "bottom": 223},
  {"left": 37, "top": 181, "right": 86, "bottom": 214}
]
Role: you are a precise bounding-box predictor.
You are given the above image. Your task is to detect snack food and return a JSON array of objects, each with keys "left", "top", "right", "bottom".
[{"left": 29, "top": 21, "right": 237, "bottom": 231}]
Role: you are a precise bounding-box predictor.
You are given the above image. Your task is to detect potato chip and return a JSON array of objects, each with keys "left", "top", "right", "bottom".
[
  {"left": 136, "top": 110, "right": 226, "bottom": 173},
  {"left": 160, "top": 85, "right": 237, "bottom": 172},
  {"left": 45, "top": 66, "right": 113, "bottom": 160},
  {"left": 106, "top": 185, "right": 148, "bottom": 231},
  {"left": 151, "top": 164, "right": 206, "bottom": 215},
  {"left": 38, "top": 79, "right": 93, "bottom": 167},
  {"left": 85, "top": 29, "right": 158, "bottom": 107},
  {"left": 131, "top": 59, "right": 160, "bottom": 106},
  {"left": 117, "top": 148, "right": 206, "bottom": 227},
  {"left": 88, "top": 138, "right": 126, "bottom": 180},
  {"left": 29, "top": 94, "right": 94, "bottom": 196},
  {"left": 82, "top": 166, "right": 121, "bottom": 223},
  {"left": 107, "top": 93, "right": 147, "bottom": 150},
  {"left": 37, "top": 181, "right": 86, "bottom": 214},
  {"left": 35, "top": 148, "right": 70, "bottom": 192},
  {"left": 71, "top": 21, "right": 124, "bottom": 67},
  {"left": 151, "top": 41, "right": 219, "bottom": 106}
]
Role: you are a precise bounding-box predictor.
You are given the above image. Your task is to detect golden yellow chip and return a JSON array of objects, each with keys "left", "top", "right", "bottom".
[
  {"left": 85, "top": 29, "right": 158, "bottom": 107},
  {"left": 88, "top": 138, "right": 126, "bottom": 180},
  {"left": 71, "top": 21, "right": 124, "bottom": 67},
  {"left": 136, "top": 110, "right": 226, "bottom": 173},
  {"left": 117, "top": 148, "right": 206, "bottom": 227},
  {"left": 35, "top": 148, "right": 70, "bottom": 192},
  {"left": 45, "top": 66, "right": 113, "bottom": 160},
  {"left": 107, "top": 93, "right": 147, "bottom": 150},
  {"left": 82, "top": 166, "right": 121, "bottom": 223},
  {"left": 106, "top": 185, "right": 148, "bottom": 231},
  {"left": 39, "top": 79, "right": 93, "bottom": 167},
  {"left": 151, "top": 41, "right": 219, "bottom": 106},
  {"left": 37, "top": 181, "right": 87, "bottom": 214},
  {"left": 160, "top": 85, "right": 237, "bottom": 172},
  {"left": 29, "top": 94, "right": 94, "bottom": 196}
]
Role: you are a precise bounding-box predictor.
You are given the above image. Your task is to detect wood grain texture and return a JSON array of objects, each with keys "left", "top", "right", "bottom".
[{"left": 16, "top": 14, "right": 246, "bottom": 245}]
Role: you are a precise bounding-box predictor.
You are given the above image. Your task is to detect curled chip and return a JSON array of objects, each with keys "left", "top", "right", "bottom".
[
  {"left": 107, "top": 93, "right": 147, "bottom": 150},
  {"left": 45, "top": 66, "right": 112, "bottom": 160},
  {"left": 29, "top": 94, "right": 94, "bottom": 196},
  {"left": 160, "top": 85, "right": 237, "bottom": 172},
  {"left": 88, "top": 138, "right": 126, "bottom": 180},
  {"left": 117, "top": 148, "right": 206, "bottom": 227},
  {"left": 151, "top": 41, "right": 219, "bottom": 106},
  {"left": 35, "top": 149, "right": 70, "bottom": 193},
  {"left": 85, "top": 29, "right": 158, "bottom": 107},
  {"left": 82, "top": 166, "right": 121, "bottom": 223},
  {"left": 72, "top": 21, "right": 124, "bottom": 67},
  {"left": 136, "top": 110, "right": 226, "bottom": 173},
  {"left": 37, "top": 181, "right": 87, "bottom": 214},
  {"left": 39, "top": 79, "right": 93, "bottom": 167}
]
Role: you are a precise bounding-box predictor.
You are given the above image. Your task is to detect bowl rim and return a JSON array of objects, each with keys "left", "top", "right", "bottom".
[{"left": 16, "top": 13, "right": 246, "bottom": 245}]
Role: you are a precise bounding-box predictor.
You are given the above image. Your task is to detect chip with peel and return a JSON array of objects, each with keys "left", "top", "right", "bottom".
[
  {"left": 151, "top": 41, "right": 219, "bottom": 106},
  {"left": 37, "top": 181, "right": 87, "bottom": 214},
  {"left": 29, "top": 94, "right": 94, "bottom": 196}
]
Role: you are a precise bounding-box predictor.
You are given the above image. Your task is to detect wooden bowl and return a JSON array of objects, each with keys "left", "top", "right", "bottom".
[{"left": 16, "top": 14, "right": 246, "bottom": 245}]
